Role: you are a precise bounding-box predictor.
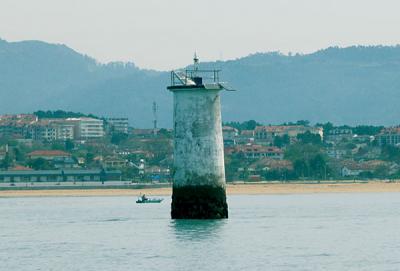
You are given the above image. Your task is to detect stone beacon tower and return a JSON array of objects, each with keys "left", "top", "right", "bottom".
[{"left": 168, "top": 55, "right": 232, "bottom": 219}]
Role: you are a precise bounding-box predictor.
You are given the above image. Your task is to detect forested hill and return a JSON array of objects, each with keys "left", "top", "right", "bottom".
[{"left": 1, "top": 38, "right": 400, "bottom": 127}]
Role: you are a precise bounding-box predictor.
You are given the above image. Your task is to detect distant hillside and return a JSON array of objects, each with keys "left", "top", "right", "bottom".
[{"left": 1, "top": 38, "right": 400, "bottom": 127}]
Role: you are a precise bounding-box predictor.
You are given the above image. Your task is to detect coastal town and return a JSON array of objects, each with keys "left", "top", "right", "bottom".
[{"left": 1, "top": 110, "right": 400, "bottom": 187}]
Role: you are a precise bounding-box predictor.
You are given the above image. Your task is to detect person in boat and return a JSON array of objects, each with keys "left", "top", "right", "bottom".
[{"left": 141, "top": 194, "right": 148, "bottom": 201}]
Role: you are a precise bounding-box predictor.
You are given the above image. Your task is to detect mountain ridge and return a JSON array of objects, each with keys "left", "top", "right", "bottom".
[{"left": 1, "top": 39, "right": 400, "bottom": 127}]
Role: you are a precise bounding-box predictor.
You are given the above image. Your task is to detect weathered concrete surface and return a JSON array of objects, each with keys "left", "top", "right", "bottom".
[
  {"left": 170, "top": 87, "right": 228, "bottom": 219},
  {"left": 173, "top": 88, "right": 225, "bottom": 187}
]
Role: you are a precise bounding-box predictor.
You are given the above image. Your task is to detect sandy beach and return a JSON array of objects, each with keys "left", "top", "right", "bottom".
[{"left": 1, "top": 182, "right": 400, "bottom": 197}]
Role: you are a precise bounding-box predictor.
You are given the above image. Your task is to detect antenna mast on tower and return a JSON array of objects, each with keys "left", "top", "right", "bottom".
[{"left": 153, "top": 101, "right": 158, "bottom": 135}]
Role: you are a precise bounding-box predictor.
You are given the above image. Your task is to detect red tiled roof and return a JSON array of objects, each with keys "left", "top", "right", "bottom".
[
  {"left": 341, "top": 159, "right": 386, "bottom": 170},
  {"left": 0, "top": 114, "right": 38, "bottom": 126},
  {"left": 10, "top": 165, "right": 32, "bottom": 171},
  {"left": 255, "top": 125, "right": 298, "bottom": 132},
  {"left": 379, "top": 127, "right": 400, "bottom": 135}
]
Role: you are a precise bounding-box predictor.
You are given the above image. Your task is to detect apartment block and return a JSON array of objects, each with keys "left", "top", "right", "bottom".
[
  {"left": 376, "top": 127, "right": 400, "bottom": 146},
  {"left": 67, "top": 118, "right": 104, "bottom": 139},
  {"left": 106, "top": 118, "right": 129, "bottom": 134}
]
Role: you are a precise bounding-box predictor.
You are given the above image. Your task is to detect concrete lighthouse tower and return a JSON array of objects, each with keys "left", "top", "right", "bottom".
[{"left": 167, "top": 55, "right": 230, "bottom": 219}]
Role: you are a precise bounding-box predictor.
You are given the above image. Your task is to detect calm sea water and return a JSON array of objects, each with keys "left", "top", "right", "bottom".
[{"left": 1, "top": 193, "right": 400, "bottom": 271}]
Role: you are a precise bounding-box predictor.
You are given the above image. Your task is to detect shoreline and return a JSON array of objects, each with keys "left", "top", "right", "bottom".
[{"left": 2, "top": 182, "right": 400, "bottom": 197}]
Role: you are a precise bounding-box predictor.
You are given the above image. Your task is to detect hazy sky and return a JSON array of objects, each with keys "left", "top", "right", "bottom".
[{"left": 1, "top": 0, "right": 400, "bottom": 70}]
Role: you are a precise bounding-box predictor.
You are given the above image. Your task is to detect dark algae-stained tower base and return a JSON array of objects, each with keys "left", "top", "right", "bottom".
[
  {"left": 171, "top": 185, "right": 228, "bottom": 219},
  {"left": 168, "top": 55, "right": 231, "bottom": 219}
]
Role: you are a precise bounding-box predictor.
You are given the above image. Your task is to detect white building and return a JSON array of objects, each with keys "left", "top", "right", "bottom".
[
  {"left": 55, "top": 123, "right": 75, "bottom": 140},
  {"left": 255, "top": 125, "right": 324, "bottom": 143},
  {"left": 376, "top": 127, "right": 400, "bottom": 146},
  {"left": 107, "top": 118, "right": 129, "bottom": 134},
  {"left": 67, "top": 118, "right": 104, "bottom": 139},
  {"left": 325, "top": 128, "right": 353, "bottom": 143}
]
